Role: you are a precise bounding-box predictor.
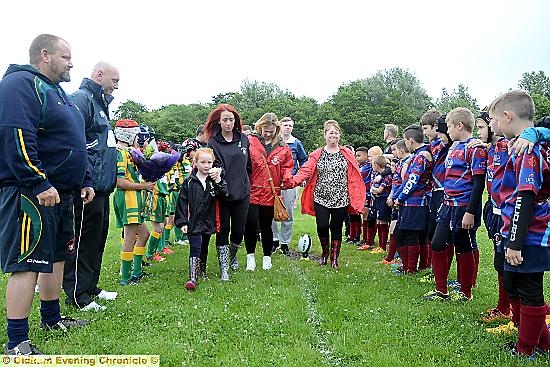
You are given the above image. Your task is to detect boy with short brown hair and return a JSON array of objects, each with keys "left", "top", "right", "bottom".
[{"left": 491, "top": 90, "right": 550, "bottom": 357}]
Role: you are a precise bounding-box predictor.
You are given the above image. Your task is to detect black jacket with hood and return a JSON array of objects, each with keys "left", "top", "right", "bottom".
[
  {"left": 174, "top": 170, "right": 228, "bottom": 234},
  {"left": 207, "top": 130, "right": 251, "bottom": 202}
]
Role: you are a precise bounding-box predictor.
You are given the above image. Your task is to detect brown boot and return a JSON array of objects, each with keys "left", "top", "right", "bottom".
[
  {"left": 330, "top": 240, "right": 341, "bottom": 269},
  {"left": 319, "top": 238, "right": 329, "bottom": 265}
]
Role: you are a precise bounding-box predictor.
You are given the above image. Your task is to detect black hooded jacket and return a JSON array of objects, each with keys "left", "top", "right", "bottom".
[
  {"left": 207, "top": 131, "right": 251, "bottom": 201},
  {"left": 174, "top": 170, "right": 228, "bottom": 234}
]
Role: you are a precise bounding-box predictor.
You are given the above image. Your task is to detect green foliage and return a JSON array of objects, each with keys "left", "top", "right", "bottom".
[
  {"left": 518, "top": 70, "right": 550, "bottom": 97},
  {"left": 146, "top": 103, "right": 211, "bottom": 143},
  {"left": 532, "top": 93, "right": 550, "bottom": 121},
  {"left": 114, "top": 100, "right": 149, "bottom": 122},
  {"left": 114, "top": 69, "right": 547, "bottom": 150},
  {"left": 326, "top": 68, "right": 432, "bottom": 148},
  {"left": 436, "top": 84, "right": 480, "bottom": 114}
]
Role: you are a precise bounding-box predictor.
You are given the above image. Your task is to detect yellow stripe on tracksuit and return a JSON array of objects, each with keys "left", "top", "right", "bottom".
[
  {"left": 20, "top": 213, "right": 27, "bottom": 255},
  {"left": 17, "top": 129, "right": 46, "bottom": 179}
]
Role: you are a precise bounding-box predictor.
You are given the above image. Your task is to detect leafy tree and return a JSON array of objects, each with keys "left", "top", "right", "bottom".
[
  {"left": 325, "top": 68, "right": 431, "bottom": 148},
  {"left": 146, "top": 103, "right": 211, "bottom": 143},
  {"left": 533, "top": 93, "right": 550, "bottom": 121},
  {"left": 435, "top": 84, "right": 480, "bottom": 113},
  {"left": 114, "top": 100, "right": 149, "bottom": 122},
  {"left": 518, "top": 71, "right": 550, "bottom": 97}
]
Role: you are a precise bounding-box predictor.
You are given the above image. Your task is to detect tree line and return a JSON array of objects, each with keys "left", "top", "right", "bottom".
[{"left": 115, "top": 68, "right": 550, "bottom": 153}]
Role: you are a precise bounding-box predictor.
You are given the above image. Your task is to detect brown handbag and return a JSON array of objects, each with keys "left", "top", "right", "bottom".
[{"left": 260, "top": 152, "right": 289, "bottom": 222}]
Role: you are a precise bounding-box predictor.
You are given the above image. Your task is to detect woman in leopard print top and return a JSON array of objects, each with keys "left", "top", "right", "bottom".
[{"left": 291, "top": 120, "right": 366, "bottom": 268}]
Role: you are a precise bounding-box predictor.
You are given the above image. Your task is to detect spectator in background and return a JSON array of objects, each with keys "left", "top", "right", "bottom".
[
  {"left": 191, "top": 124, "right": 207, "bottom": 148},
  {"left": 384, "top": 123, "right": 400, "bottom": 155},
  {"left": 242, "top": 124, "right": 252, "bottom": 136},
  {"left": 271, "top": 117, "right": 308, "bottom": 255}
]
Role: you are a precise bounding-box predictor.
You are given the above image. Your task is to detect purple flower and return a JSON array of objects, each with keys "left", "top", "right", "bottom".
[{"left": 130, "top": 148, "right": 181, "bottom": 182}]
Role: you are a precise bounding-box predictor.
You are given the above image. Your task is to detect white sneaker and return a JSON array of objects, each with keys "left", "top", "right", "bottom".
[
  {"left": 262, "top": 256, "right": 272, "bottom": 270},
  {"left": 80, "top": 301, "right": 106, "bottom": 312},
  {"left": 97, "top": 290, "right": 118, "bottom": 300},
  {"left": 246, "top": 254, "right": 256, "bottom": 271}
]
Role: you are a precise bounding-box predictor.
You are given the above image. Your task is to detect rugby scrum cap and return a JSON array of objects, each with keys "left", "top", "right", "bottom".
[{"left": 114, "top": 119, "right": 141, "bottom": 145}]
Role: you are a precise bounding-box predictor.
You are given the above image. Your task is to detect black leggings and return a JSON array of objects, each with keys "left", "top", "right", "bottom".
[
  {"left": 216, "top": 198, "right": 249, "bottom": 247},
  {"left": 314, "top": 202, "right": 348, "bottom": 242},
  {"left": 431, "top": 222, "right": 475, "bottom": 254},
  {"left": 188, "top": 234, "right": 211, "bottom": 258},
  {"left": 503, "top": 271, "right": 545, "bottom": 306},
  {"left": 244, "top": 204, "right": 274, "bottom": 256}
]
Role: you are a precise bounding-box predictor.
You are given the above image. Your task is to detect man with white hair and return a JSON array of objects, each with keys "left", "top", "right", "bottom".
[{"left": 63, "top": 62, "right": 120, "bottom": 312}]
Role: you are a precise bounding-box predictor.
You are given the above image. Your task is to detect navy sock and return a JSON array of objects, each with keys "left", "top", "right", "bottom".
[
  {"left": 7, "top": 317, "right": 29, "bottom": 349},
  {"left": 40, "top": 299, "right": 61, "bottom": 327}
]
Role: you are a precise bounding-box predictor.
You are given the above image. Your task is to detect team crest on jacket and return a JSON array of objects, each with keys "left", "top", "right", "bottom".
[
  {"left": 271, "top": 156, "right": 280, "bottom": 165},
  {"left": 66, "top": 238, "right": 76, "bottom": 255}
]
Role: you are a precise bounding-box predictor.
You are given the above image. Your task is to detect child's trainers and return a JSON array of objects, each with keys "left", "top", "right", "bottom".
[
  {"left": 392, "top": 267, "right": 405, "bottom": 276},
  {"left": 160, "top": 247, "right": 174, "bottom": 255},
  {"left": 370, "top": 247, "right": 385, "bottom": 254},
  {"left": 486, "top": 321, "right": 518, "bottom": 335},
  {"left": 447, "top": 280, "right": 461, "bottom": 290},
  {"left": 503, "top": 341, "right": 537, "bottom": 360},
  {"left": 152, "top": 253, "right": 165, "bottom": 262},
  {"left": 419, "top": 274, "right": 435, "bottom": 283},
  {"left": 481, "top": 308, "right": 512, "bottom": 323},
  {"left": 422, "top": 290, "right": 449, "bottom": 301},
  {"left": 449, "top": 291, "right": 472, "bottom": 301}
]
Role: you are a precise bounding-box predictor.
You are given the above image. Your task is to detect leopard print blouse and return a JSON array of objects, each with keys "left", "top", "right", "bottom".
[{"left": 313, "top": 149, "right": 349, "bottom": 208}]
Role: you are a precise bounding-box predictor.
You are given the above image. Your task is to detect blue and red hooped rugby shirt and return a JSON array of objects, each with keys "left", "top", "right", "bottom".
[
  {"left": 429, "top": 138, "right": 449, "bottom": 191},
  {"left": 487, "top": 137, "right": 509, "bottom": 209},
  {"left": 443, "top": 137, "right": 487, "bottom": 206},
  {"left": 397, "top": 145, "right": 433, "bottom": 207},
  {"left": 499, "top": 144, "right": 550, "bottom": 246}
]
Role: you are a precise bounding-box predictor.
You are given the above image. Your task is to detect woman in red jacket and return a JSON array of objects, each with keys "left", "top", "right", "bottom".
[
  {"left": 244, "top": 113, "right": 294, "bottom": 271},
  {"left": 291, "top": 120, "right": 366, "bottom": 268}
]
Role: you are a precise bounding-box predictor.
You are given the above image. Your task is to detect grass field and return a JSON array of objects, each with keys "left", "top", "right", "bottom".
[{"left": 0, "top": 203, "right": 548, "bottom": 366}]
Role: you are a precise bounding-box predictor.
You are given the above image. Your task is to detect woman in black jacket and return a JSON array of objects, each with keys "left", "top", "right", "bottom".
[
  {"left": 205, "top": 104, "right": 251, "bottom": 280},
  {"left": 175, "top": 148, "right": 228, "bottom": 289}
]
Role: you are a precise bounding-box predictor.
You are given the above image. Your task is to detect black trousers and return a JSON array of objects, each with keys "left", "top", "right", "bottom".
[
  {"left": 63, "top": 193, "right": 110, "bottom": 307},
  {"left": 216, "top": 198, "right": 249, "bottom": 247},
  {"left": 314, "top": 202, "right": 348, "bottom": 242},
  {"left": 244, "top": 204, "right": 274, "bottom": 256}
]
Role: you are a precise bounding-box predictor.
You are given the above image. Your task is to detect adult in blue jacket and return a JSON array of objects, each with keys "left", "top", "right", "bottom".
[
  {"left": 0, "top": 34, "right": 93, "bottom": 355},
  {"left": 63, "top": 62, "right": 120, "bottom": 312},
  {"left": 271, "top": 117, "right": 308, "bottom": 255}
]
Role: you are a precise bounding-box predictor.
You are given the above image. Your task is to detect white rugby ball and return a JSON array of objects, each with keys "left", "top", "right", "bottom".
[{"left": 298, "top": 234, "right": 312, "bottom": 254}]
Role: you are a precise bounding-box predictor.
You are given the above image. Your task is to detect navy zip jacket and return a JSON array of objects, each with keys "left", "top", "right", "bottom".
[
  {"left": 0, "top": 64, "right": 91, "bottom": 194},
  {"left": 71, "top": 78, "right": 117, "bottom": 194},
  {"left": 174, "top": 171, "right": 228, "bottom": 234}
]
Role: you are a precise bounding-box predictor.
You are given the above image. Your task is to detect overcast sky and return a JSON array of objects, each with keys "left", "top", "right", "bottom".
[{"left": 2, "top": 1, "right": 549, "bottom": 114}]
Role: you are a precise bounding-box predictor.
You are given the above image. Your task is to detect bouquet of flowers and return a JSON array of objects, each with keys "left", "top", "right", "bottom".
[{"left": 130, "top": 141, "right": 181, "bottom": 217}]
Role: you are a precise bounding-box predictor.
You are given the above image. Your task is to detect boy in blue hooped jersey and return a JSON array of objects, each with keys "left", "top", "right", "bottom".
[
  {"left": 424, "top": 108, "right": 487, "bottom": 302},
  {"left": 492, "top": 91, "right": 550, "bottom": 357}
]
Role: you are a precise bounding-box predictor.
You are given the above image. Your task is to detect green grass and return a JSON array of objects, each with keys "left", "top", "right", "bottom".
[{"left": 0, "top": 204, "right": 547, "bottom": 366}]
